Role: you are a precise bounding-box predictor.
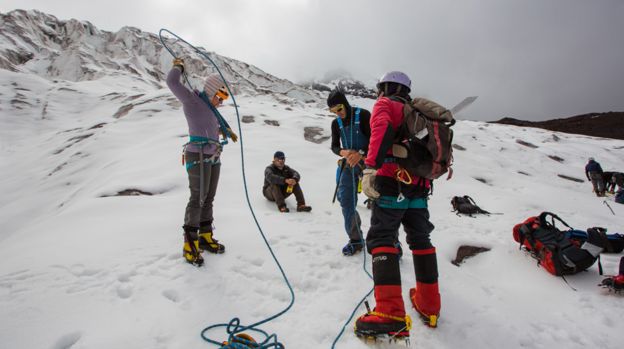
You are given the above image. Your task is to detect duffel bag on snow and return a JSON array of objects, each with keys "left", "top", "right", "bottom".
[
  {"left": 566, "top": 227, "right": 624, "bottom": 254},
  {"left": 451, "top": 195, "right": 490, "bottom": 215},
  {"left": 512, "top": 212, "right": 607, "bottom": 276}
]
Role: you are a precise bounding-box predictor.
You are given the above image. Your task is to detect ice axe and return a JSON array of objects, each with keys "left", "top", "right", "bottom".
[
  {"left": 450, "top": 96, "right": 478, "bottom": 116},
  {"left": 332, "top": 158, "right": 347, "bottom": 203},
  {"left": 604, "top": 200, "right": 616, "bottom": 215}
]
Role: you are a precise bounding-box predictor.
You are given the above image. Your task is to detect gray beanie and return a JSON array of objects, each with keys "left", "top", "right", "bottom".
[{"left": 204, "top": 74, "right": 224, "bottom": 97}]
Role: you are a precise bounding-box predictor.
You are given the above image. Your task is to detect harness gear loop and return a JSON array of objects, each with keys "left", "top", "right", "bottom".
[{"left": 182, "top": 139, "right": 223, "bottom": 169}]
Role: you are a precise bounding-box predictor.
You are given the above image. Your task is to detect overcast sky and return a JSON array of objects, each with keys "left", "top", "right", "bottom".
[{"left": 2, "top": 0, "right": 624, "bottom": 121}]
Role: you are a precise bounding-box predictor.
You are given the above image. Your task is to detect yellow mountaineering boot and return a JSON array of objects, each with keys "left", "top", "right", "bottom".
[
  {"left": 198, "top": 231, "right": 225, "bottom": 254},
  {"left": 183, "top": 232, "right": 204, "bottom": 266}
]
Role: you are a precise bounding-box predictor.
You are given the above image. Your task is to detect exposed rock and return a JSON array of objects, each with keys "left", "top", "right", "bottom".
[
  {"left": 88, "top": 123, "right": 107, "bottom": 129},
  {"left": 264, "top": 120, "right": 280, "bottom": 126},
  {"left": 474, "top": 177, "right": 489, "bottom": 184},
  {"left": 492, "top": 112, "right": 624, "bottom": 140},
  {"left": 548, "top": 155, "right": 565, "bottom": 163},
  {"left": 242, "top": 115, "right": 255, "bottom": 123},
  {"left": 304, "top": 126, "right": 330, "bottom": 144},
  {"left": 452, "top": 245, "right": 491, "bottom": 266},
  {"left": 101, "top": 188, "right": 154, "bottom": 197},
  {"left": 518, "top": 171, "right": 531, "bottom": 176},
  {"left": 114, "top": 104, "right": 134, "bottom": 118},
  {"left": 67, "top": 133, "right": 93, "bottom": 142},
  {"left": 452, "top": 144, "right": 466, "bottom": 151},
  {"left": 558, "top": 174, "right": 584, "bottom": 183},
  {"left": 516, "top": 139, "right": 539, "bottom": 148}
]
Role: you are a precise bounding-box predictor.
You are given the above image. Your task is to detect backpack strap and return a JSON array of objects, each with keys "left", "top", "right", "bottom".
[
  {"left": 518, "top": 223, "right": 534, "bottom": 250},
  {"left": 539, "top": 212, "right": 572, "bottom": 231},
  {"left": 464, "top": 195, "right": 490, "bottom": 215},
  {"left": 465, "top": 195, "right": 474, "bottom": 205}
]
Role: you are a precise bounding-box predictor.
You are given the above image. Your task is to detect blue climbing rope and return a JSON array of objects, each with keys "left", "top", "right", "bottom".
[
  {"left": 331, "top": 106, "right": 373, "bottom": 348},
  {"left": 159, "top": 29, "right": 294, "bottom": 349}
]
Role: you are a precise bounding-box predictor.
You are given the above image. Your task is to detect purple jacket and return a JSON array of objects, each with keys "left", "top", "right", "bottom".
[{"left": 166, "top": 67, "right": 219, "bottom": 155}]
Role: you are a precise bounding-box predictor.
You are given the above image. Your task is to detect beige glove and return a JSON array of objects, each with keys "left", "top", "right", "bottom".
[
  {"left": 362, "top": 168, "right": 379, "bottom": 199},
  {"left": 227, "top": 128, "right": 238, "bottom": 142},
  {"left": 172, "top": 57, "right": 185, "bottom": 73}
]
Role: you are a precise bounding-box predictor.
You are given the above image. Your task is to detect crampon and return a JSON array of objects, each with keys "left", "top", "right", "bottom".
[
  {"left": 354, "top": 301, "right": 411, "bottom": 346},
  {"left": 599, "top": 275, "right": 624, "bottom": 294},
  {"left": 354, "top": 331, "right": 411, "bottom": 346}
]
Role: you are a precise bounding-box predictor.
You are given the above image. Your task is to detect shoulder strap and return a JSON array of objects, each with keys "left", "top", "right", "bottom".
[
  {"left": 465, "top": 195, "right": 477, "bottom": 206},
  {"left": 336, "top": 117, "right": 348, "bottom": 148}
]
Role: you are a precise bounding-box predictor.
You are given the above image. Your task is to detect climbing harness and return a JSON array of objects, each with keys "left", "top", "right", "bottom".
[
  {"left": 160, "top": 28, "right": 293, "bottom": 349},
  {"left": 181, "top": 138, "right": 222, "bottom": 207}
]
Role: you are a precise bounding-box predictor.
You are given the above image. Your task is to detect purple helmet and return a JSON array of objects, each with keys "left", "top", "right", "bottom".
[{"left": 377, "top": 71, "right": 411, "bottom": 91}]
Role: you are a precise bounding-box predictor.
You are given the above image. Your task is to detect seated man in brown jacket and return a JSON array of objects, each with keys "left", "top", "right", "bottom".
[{"left": 263, "top": 151, "right": 312, "bottom": 213}]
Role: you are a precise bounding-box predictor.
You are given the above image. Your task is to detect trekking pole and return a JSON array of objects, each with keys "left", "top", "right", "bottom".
[
  {"left": 332, "top": 158, "right": 347, "bottom": 203},
  {"left": 604, "top": 200, "right": 616, "bottom": 215}
]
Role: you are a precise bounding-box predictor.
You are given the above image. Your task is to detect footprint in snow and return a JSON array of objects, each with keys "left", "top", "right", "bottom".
[
  {"left": 162, "top": 289, "right": 180, "bottom": 303},
  {"left": 116, "top": 282, "right": 133, "bottom": 299},
  {"left": 50, "top": 331, "right": 82, "bottom": 349}
]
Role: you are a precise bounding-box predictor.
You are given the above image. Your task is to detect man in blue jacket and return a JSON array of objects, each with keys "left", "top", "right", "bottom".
[
  {"left": 327, "top": 89, "right": 371, "bottom": 256},
  {"left": 585, "top": 157, "right": 605, "bottom": 197}
]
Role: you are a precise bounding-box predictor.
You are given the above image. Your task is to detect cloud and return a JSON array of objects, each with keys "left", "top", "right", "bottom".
[{"left": 2, "top": 0, "right": 623, "bottom": 121}]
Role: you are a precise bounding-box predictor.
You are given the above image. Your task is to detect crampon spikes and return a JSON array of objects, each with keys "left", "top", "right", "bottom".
[{"left": 355, "top": 331, "right": 410, "bottom": 346}]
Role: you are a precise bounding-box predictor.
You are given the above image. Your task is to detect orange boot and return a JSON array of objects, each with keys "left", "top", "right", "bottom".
[{"left": 355, "top": 247, "right": 411, "bottom": 339}]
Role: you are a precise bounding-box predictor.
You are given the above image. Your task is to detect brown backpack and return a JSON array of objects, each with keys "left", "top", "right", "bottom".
[{"left": 392, "top": 97, "right": 455, "bottom": 180}]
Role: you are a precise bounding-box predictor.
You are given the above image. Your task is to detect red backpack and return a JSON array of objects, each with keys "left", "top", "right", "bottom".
[{"left": 513, "top": 212, "right": 606, "bottom": 276}]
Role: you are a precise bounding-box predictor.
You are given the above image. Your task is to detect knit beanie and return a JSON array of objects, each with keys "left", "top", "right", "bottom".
[
  {"left": 326, "top": 89, "right": 350, "bottom": 108},
  {"left": 204, "top": 74, "right": 224, "bottom": 97}
]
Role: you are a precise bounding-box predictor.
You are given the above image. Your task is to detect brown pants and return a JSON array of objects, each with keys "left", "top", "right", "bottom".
[{"left": 263, "top": 184, "right": 305, "bottom": 208}]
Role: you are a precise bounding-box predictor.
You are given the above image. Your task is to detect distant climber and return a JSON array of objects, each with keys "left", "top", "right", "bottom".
[
  {"left": 606, "top": 172, "right": 624, "bottom": 193},
  {"left": 585, "top": 157, "right": 605, "bottom": 197}
]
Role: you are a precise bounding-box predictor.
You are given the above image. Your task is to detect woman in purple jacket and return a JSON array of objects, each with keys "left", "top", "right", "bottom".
[{"left": 166, "top": 58, "right": 236, "bottom": 266}]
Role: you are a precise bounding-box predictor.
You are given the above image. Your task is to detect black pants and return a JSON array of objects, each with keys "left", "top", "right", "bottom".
[
  {"left": 366, "top": 176, "right": 434, "bottom": 252},
  {"left": 263, "top": 184, "right": 305, "bottom": 208}
]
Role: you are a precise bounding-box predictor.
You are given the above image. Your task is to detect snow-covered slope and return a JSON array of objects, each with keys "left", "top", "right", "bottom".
[
  {"left": 1, "top": 9, "right": 624, "bottom": 349},
  {"left": 0, "top": 9, "right": 323, "bottom": 104}
]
